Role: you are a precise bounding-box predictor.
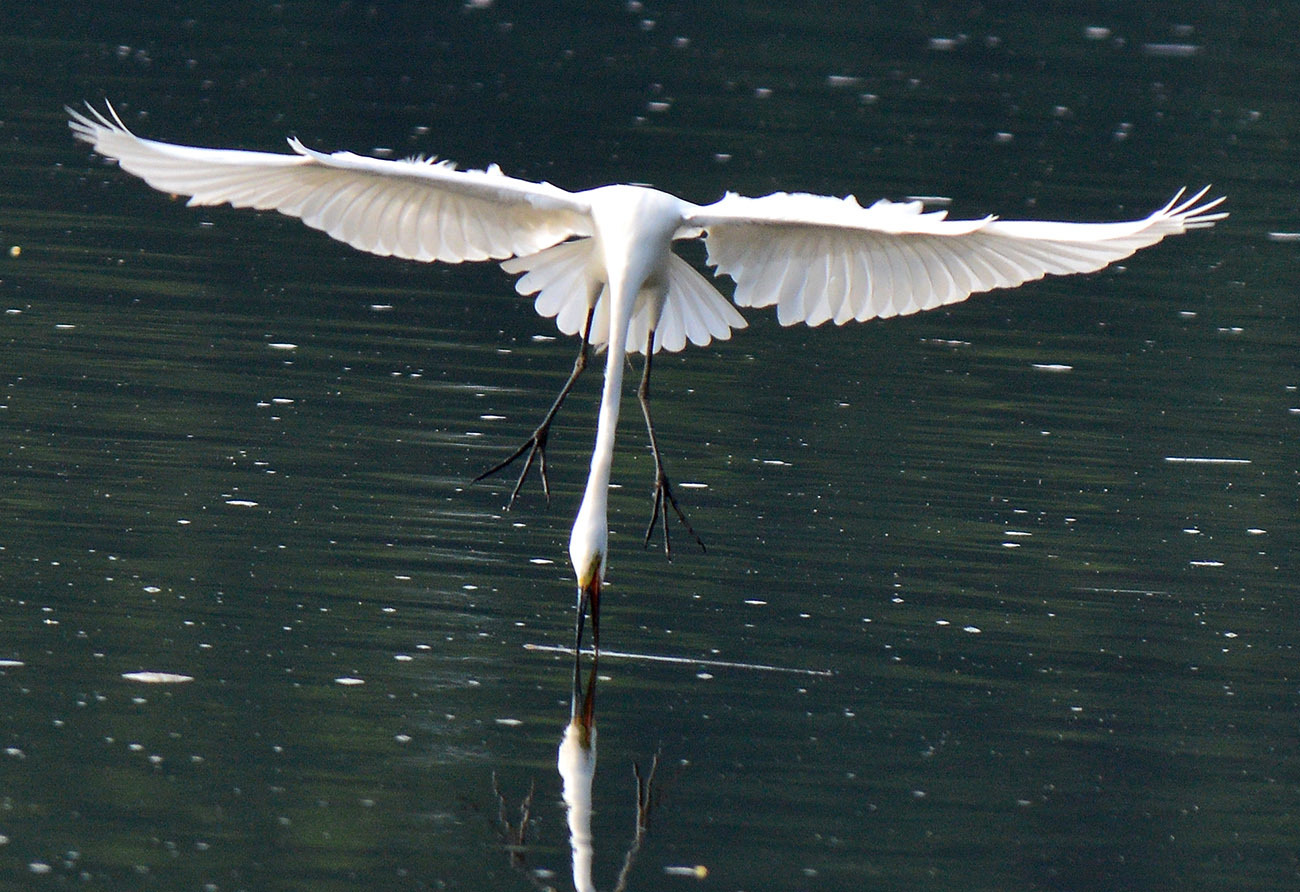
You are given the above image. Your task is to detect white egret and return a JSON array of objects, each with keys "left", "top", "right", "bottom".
[{"left": 68, "top": 102, "right": 1225, "bottom": 654}]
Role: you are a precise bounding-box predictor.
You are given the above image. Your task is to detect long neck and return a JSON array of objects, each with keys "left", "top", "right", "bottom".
[
  {"left": 568, "top": 185, "right": 678, "bottom": 584},
  {"left": 569, "top": 281, "right": 634, "bottom": 577},
  {"left": 586, "top": 312, "right": 628, "bottom": 499}
]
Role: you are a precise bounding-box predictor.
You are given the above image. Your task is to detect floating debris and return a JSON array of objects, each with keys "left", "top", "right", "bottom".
[
  {"left": 1164, "top": 456, "right": 1251, "bottom": 465},
  {"left": 525, "top": 643, "right": 833, "bottom": 677},
  {"left": 334, "top": 676, "right": 365, "bottom": 685}
]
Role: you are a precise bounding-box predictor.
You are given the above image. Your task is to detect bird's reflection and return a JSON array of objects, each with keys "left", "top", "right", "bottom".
[
  {"left": 495, "top": 644, "right": 663, "bottom": 892},
  {"left": 559, "top": 649, "right": 599, "bottom": 892},
  {"left": 560, "top": 643, "right": 661, "bottom": 892}
]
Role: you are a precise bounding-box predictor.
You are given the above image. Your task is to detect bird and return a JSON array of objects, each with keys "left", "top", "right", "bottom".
[{"left": 68, "top": 101, "right": 1226, "bottom": 656}]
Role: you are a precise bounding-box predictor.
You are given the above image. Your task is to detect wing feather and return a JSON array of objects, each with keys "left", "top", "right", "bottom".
[
  {"left": 689, "top": 188, "right": 1226, "bottom": 325},
  {"left": 68, "top": 101, "right": 592, "bottom": 264}
]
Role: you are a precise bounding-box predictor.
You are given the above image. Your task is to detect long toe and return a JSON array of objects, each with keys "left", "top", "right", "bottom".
[
  {"left": 473, "top": 426, "right": 553, "bottom": 508},
  {"left": 644, "top": 469, "right": 705, "bottom": 557}
]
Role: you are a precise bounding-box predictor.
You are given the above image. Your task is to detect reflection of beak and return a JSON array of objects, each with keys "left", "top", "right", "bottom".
[{"left": 575, "top": 571, "right": 602, "bottom": 656}]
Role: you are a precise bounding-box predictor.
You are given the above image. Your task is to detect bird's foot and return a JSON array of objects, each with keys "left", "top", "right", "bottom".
[
  {"left": 472, "top": 424, "right": 552, "bottom": 509},
  {"left": 643, "top": 466, "right": 705, "bottom": 559}
]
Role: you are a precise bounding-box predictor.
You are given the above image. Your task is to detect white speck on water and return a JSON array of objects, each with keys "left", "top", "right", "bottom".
[
  {"left": 696, "top": 672, "right": 713, "bottom": 680},
  {"left": 760, "top": 459, "right": 791, "bottom": 466},
  {"left": 679, "top": 482, "right": 708, "bottom": 489},
  {"left": 1246, "top": 528, "right": 1266, "bottom": 535},
  {"left": 1266, "top": 231, "right": 1300, "bottom": 242},
  {"left": 1032, "top": 363, "right": 1073, "bottom": 372},
  {"left": 479, "top": 414, "right": 506, "bottom": 421},
  {"left": 271, "top": 397, "right": 294, "bottom": 405},
  {"left": 743, "top": 599, "right": 767, "bottom": 606},
  {"left": 0, "top": 660, "right": 23, "bottom": 668},
  {"left": 267, "top": 343, "right": 297, "bottom": 350},
  {"left": 334, "top": 677, "right": 364, "bottom": 686},
  {"left": 826, "top": 75, "right": 861, "bottom": 88},
  {"left": 225, "top": 499, "right": 259, "bottom": 507},
  {"left": 963, "top": 626, "right": 982, "bottom": 634},
  {"left": 394, "top": 654, "right": 413, "bottom": 662},
  {"left": 1083, "top": 26, "right": 1111, "bottom": 40},
  {"left": 753, "top": 87, "right": 773, "bottom": 99},
  {"left": 1189, "top": 560, "right": 1224, "bottom": 568},
  {"left": 495, "top": 718, "right": 523, "bottom": 726},
  {"left": 122, "top": 671, "right": 194, "bottom": 684},
  {"left": 529, "top": 558, "right": 554, "bottom": 565},
  {"left": 369, "top": 303, "right": 393, "bottom": 311},
  {"left": 1142, "top": 42, "right": 1200, "bottom": 58}
]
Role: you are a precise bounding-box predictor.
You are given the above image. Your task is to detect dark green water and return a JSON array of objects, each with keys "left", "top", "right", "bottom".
[{"left": 2, "top": 3, "right": 1297, "bottom": 891}]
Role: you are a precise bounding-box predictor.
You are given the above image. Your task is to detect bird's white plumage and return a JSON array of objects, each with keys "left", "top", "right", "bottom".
[
  {"left": 68, "top": 100, "right": 1225, "bottom": 618},
  {"left": 504, "top": 238, "right": 747, "bottom": 352}
]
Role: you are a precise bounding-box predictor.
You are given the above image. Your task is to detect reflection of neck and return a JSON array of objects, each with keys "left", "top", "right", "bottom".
[{"left": 558, "top": 719, "right": 597, "bottom": 892}]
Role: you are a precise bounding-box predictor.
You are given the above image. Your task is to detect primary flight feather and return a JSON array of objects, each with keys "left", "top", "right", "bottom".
[{"left": 68, "top": 100, "right": 1225, "bottom": 653}]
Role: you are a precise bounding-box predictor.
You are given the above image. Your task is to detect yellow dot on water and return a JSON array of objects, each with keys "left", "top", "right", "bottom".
[{"left": 7, "top": 246, "right": 19, "bottom": 257}]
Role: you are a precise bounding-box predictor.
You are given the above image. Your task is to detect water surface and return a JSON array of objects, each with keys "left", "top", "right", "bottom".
[{"left": 2, "top": 3, "right": 1297, "bottom": 891}]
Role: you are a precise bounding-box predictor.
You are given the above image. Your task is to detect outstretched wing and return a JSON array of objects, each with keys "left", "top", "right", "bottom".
[
  {"left": 68, "top": 102, "right": 592, "bottom": 264},
  {"left": 687, "top": 188, "right": 1226, "bottom": 326}
]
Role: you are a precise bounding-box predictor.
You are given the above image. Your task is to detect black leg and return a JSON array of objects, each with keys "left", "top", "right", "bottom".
[
  {"left": 637, "top": 330, "right": 705, "bottom": 558},
  {"left": 473, "top": 305, "right": 596, "bottom": 507}
]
